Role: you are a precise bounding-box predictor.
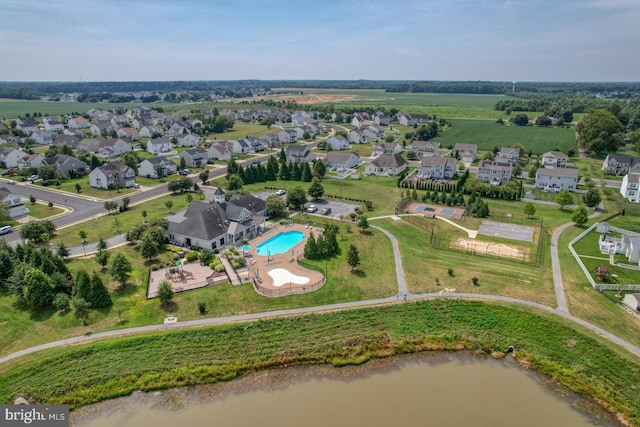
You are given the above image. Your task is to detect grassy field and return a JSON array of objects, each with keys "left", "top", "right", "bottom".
[
  {"left": 432, "top": 119, "right": 576, "bottom": 154},
  {"left": 25, "top": 202, "right": 66, "bottom": 219},
  {"left": 375, "top": 217, "right": 555, "bottom": 305},
  {"left": 0, "top": 100, "right": 163, "bottom": 120},
  {"left": 1, "top": 299, "right": 639, "bottom": 424},
  {"left": 30, "top": 177, "right": 138, "bottom": 200},
  {"left": 207, "top": 123, "right": 280, "bottom": 140},
  {"left": 0, "top": 222, "right": 395, "bottom": 356}
]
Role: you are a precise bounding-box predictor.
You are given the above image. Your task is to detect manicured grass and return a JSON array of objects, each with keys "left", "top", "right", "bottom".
[
  {"left": 0, "top": 101, "right": 158, "bottom": 120},
  {"left": 374, "top": 218, "right": 555, "bottom": 306},
  {"left": 1, "top": 300, "right": 640, "bottom": 425},
  {"left": 207, "top": 123, "right": 280, "bottom": 140},
  {"left": 24, "top": 202, "right": 65, "bottom": 219},
  {"left": 433, "top": 119, "right": 576, "bottom": 154},
  {"left": 34, "top": 177, "right": 137, "bottom": 200},
  {"left": 52, "top": 193, "right": 194, "bottom": 246},
  {"left": 0, "top": 222, "right": 395, "bottom": 356},
  {"left": 135, "top": 174, "right": 182, "bottom": 187},
  {"left": 558, "top": 223, "right": 640, "bottom": 348}
]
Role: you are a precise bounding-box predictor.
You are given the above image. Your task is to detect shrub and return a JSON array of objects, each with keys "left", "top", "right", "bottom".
[
  {"left": 185, "top": 251, "right": 199, "bottom": 263},
  {"left": 448, "top": 268, "right": 454, "bottom": 277},
  {"left": 472, "top": 277, "right": 479, "bottom": 286},
  {"left": 198, "top": 302, "right": 207, "bottom": 314}
]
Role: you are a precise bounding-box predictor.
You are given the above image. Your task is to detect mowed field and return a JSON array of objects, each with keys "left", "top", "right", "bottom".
[
  {"left": 433, "top": 119, "right": 577, "bottom": 153},
  {"left": 0, "top": 100, "right": 150, "bottom": 119}
]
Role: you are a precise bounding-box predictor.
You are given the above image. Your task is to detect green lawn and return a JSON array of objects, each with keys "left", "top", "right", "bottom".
[
  {"left": 207, "top": 123, "right": 280, "bottom": 140},
  {"left": 433, "top": 119, "right": 576, "bottom": 154},
  {"left": 0, "top": 101, "right": 171, "bottom": 120},
  {"left": 1, "top": 221, "right": 395, "bottom": 356},
  {"left": 25, "top": 202, "right": 65, "bottom": 219},
  {"left": 33, "top": 177, "right": 137, "bottom": 200}
]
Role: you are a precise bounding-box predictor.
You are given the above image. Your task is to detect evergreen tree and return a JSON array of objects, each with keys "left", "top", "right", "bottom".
[
  {"left": 308, "top": 178, "right": 325, "bottom": 200},
  {"left": 265, "top": 156, "right": 277, "bottom": 181},
  {"left": 157, "top": 280, "right": 174, "bottom": 304},
  {"left": 278, "top": 162, "right": 291, "bottom": 181},
  {"left": 312, "top": 159, "right": 326, "bottom": 178},
  {"left": 301, "top": 162, "right": 312, "bottom": 182},
  {"left": 347, "top": 244, "right": 360, "bottom": 271},
  {"left": 88, "top": 272, "right": 112, "bottom": 308},
  {"left": 140, "top": 233, "right": 160, "bottom": 260},
  {"left": 95, "top": 249, "right": 110, "bottom": 270},
  {"left": 109, "top": 252, "right": 133, "bottom": 286},
  {"left": 279, "top": 147, "right": 287, "bottom": 163},
  {"left": 0, "top": 250, "right": 14, "bottom": 286},
  {"left": 23, "top": 269, "right": 54, "bottom": 309},
  {"left": 255, "top": 163, "right": 266, "bottom": 182},
  {"left": 73, "top": 269, "right": 91, "bottom": 300},
  {"left": 304, "top": 231, "right": 319, "bottom": 259}
]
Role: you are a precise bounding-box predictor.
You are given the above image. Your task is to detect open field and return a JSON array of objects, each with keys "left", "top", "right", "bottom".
[
  {"left": 206, "top": 122, "right": 281, "bottom": 140},
  {"left": 31, "top": 177, "right": 138, "bottom": 200},
  {"left": 1, "top": 299, "right": 639, "bottom": 425},
  {"left": 374, "top": 217, "right": 554, "bottom": 305},
  {"left": 433, "top": 119, "right": 577, "bottom": 153},
  {"left": 0, "top": 100, "right": 165, "bottom": 120},
  {"left": 24, "top": 202, "right": 66, "bottom": 219}
]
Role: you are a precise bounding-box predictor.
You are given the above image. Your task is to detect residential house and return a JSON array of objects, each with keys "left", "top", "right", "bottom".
[
  {"left": 0, "top": 187, "right": 29, "bottom": 218},
  {"left": 97, "top": 138, "right": 132, "bottom": 158},
  {"left": 326, "top": 135, "right": 351, "bottom": 150},
  {"left": 362, "top": 125, "right": 385, "bottom": 142},
  {"left": 410, "top": 140, "right": 440, "bottom": 157},
  {"left": 140, "top": 124, "right": 164, "bottom": 138},
  {"left": 62, "top": 128, "right": 84, "bottom": 137},
  {"left": 0, "top": 147, "right": 28, "bottom": 168},
  {"left": 167, "top": 194, "right": 267, "bottom": 250},
  {"left": 179, "top": 148, "right": 208, "bottom": 168},
  {"left": 291, "top": 113, "right": 306, "bottom": 126},
  {"left": 372, "top": 142, "right": 401, "bottom": 156},
  {"left": 374, "top": 112, "right": 390, "bottom": 126},
  {"left": 602, "top": 153, "right": 640, "bottom": 176},
  {"left": 89, "top": 160, "right": 136, "bottom": 189},
  {"left": 77, "top": 138, "right": 103, "bottom": 154},
  {"left": 232, "top": 139, "right": 251, "bottom": 154},
  {"left": 623, "top": 293, "right": 640, "bottom": 311},
  {"left": 278, "top": 129, "right": 299, "bottom": 143},
  {"left": 364, "top": 154, "right": 407, "bottom": 177},
  {"left": 138, "top": 157, "right": 178, "bottom": 179},
  {"left": 542, "top": 151, "right": 568, "bottom": 169},
  {"left": 454, "top": 143, "right": 478, "bottom": 163},
  {"left": 417, "top": 156, "right": 457, "bottom": 180},
  {"left": 622, "top": 235, "right": 640, "bottom": 264},
  {"left": 175, "top": 133, "right": 200, "bottom": 147},
  {"left": 348, "top": 129, "right": 369, "bottom": 144},
  {"left": 43, "top": 154, "right": 88, "bottom": 178},
  {"left": 285, "top": 145, "right": 316, "bottom": 163},
  {"left": 88, "top": 161, "right": 136, "bottom": 189},
  {"left": 397, "top": 112, "right": 414, "bottom": 126},
  {"left": 15, "top": 117, "right": 38, "bottom": 134},
  {"left": 411, "top": 114, "right": 431, "bottom": 124},
  {"left": 477, "top": 160, "right": 513, "bottom": 185},
  {"left": 53, "top": 135, "right": 81, "bottom": 149},
  {"left": 17, "top": 153, "right": 45, "bottom": 170},
  {"left": 620, "top": 164, "right": 640, "bottom": 202},
  {"left": 90, "top": 121, "right": 114, "bottom": 136},
  {"left": 0, "top": 134, "right": 21, "bottom": 145},
  {"left": 30, "top": 130, "right": 55, "bottom": 145},
  {"left": 497, "top": 147, "right": 520, "bottom": 165},
  {"left": 535, "top": 167, "right": 579, "bottom": 192},
  {"left": 351, "top": 113, "right": 369, "bottom": 127},
  {"left": 67, "top": 116, "right": 89, "bottom": 129},
  {"left": 116, "top": 127, "right": 140, "bottom": 141},
  {"left": 324, "top": 152, "right": 360, "bottom": 170},
  {"left": 168, "top": 122, "right": 190, "bottom": 137},
  {"left": 43, "top": 119, "right": 64, "bottom": 132},
  {"left": 259, "top": 133, "right": 280, "bottom": 149},
  {"left": 207, "top": 141, "right": 233, "bottom": 161},
  {"left": 110, "top": 114, "right": 128, "bottom": 129},
  {"left": 146, "top": 138, "right": 173, "bottom": 155}
]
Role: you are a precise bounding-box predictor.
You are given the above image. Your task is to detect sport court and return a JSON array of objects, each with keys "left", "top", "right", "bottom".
[
  {"left": 411, "top": 203, "right": 465, "bottom": 220},
  {"left": 478, "top": 220, "right": 534, "bottom": 242}
]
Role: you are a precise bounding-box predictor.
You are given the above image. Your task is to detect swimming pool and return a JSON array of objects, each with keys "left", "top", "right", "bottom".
[{"left": 256, "top": 231, "right": 305, "bottom": 255}]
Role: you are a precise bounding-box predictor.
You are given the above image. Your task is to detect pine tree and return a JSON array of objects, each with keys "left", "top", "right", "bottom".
[
  {"left": 301, "top": 162, "right": 312, "bottom": 182},
  {"left": 347, "top": 244, "right": 360, "bottom": 271},
  {"left": 279, "top": 147, "right": 287, "bottom": 163},
  {"left": 88, "top": 272, "right": 112, "bottom": 308},
  {"left": 278, "top": 162, "right": 290, "bottom": 181},
  {"left": 73, "top": 269, "right": 91, "bottom": 300},
  {"left": 304, "top": 231, "right": 318, "bottom": 259}
]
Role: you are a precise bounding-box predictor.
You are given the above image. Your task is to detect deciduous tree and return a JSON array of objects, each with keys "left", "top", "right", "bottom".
[
  {"left": 576, "top": 109, "right": 623, "bottom": 156},
  {"left": 555, "top": 190, "right": 574, "bottom": 211},
  {"left": 109, "top": 252, "right": 133, "bottom": 286},
  {"left": 347, "top": 244, "right": 360, "bottom": 271},
  {"left": 571, "top": 205, "right": 589, "bottom": 226}
]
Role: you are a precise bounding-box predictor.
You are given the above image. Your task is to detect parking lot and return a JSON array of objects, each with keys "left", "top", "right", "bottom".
[{"left": 254, "top": 190, "right": 359, "bottom": 220}]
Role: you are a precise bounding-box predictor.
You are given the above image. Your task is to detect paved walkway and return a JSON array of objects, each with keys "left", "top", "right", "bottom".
[{"left": 219, "top": 256, "right": 242, "bottom": 286}]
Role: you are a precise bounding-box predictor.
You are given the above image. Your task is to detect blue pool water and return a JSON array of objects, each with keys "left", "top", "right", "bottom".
[
  {"left": 440, "top": 209, "right": 455, "bottom": 215},
  {"left": 256, "top": 231, "right": 305, "bottom": 255}
]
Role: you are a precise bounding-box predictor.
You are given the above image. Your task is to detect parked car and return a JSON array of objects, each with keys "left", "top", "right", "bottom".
[
  {"left": 27, "top": 174, "right": 39, "bottom": 182},
  {"left": 6, "top": 180, "right": 15, "bottom": 185},
  {"left": 131, "top": 183, "right": 140, "bottom": 189},
  {"left": 0, "top": 225, "right": 13, "bottom": 235},
  {"left": 179, "top": 169, "right": 191, "bottom": 176},
  {"left": 307, "top": 204, "right": 317, "bottom": 213},
  {"left": 321, "top": 207, "right": 331, "bottom": 215},
  {"left": 276, "top": 189, "right": 286, "bottom": 196}
]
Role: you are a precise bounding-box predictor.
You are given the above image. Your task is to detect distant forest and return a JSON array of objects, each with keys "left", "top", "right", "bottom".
[{"left": 1, "top": 80, "right": 640, "bottom": 100}]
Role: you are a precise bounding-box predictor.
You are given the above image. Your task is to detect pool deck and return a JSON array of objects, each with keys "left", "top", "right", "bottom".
[{"left": 244, "top": 223, "right": 325, "bottom": 295}]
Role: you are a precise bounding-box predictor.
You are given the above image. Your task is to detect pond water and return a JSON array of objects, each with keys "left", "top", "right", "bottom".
[{"left": 72, "top": 353, "right": 617, "bottom": 427}]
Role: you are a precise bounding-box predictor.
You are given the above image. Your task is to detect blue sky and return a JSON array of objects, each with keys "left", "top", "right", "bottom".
[{"left": 1, "top": 0, "right": 639, "bottom": 82}]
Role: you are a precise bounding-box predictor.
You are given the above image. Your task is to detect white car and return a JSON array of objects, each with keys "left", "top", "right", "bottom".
[
  {"left": 131, "top": 183, "right": 140, "bottom": 189},
  {"left": 276, "top": 189, "right": 286, "bottom": 196},
  {"left": 6, "top": 180, "right": 15, "bottom": 185},
  {"left": 307, "top": 204, "right": 317, "bottom": 213}
]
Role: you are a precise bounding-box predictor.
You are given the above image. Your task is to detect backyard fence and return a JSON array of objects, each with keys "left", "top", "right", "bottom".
[{"left": 252, "top": 276, "right": 326, "bottom": 297}]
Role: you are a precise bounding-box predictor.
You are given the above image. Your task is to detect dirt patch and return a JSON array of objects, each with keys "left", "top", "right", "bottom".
[
  {"left": 231, "top": 93, "right": 359, "bottom": 105},
  {"left": 453, "top": 237, "right": 529, "bottom": 261}
]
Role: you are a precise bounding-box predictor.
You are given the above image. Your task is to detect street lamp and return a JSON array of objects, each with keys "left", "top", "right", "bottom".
[{"left": 82, "top": 240, "right": 87, "bottom": 258}]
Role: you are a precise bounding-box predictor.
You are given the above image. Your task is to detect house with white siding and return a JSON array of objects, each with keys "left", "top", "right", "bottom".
[
  {"left": 454, "top": 143, "right": 478, "bottom": 163},
  {"left": 326, "top": 135, "right": 351, "bottom": 150},
  {"left": 417, "top": 156, "right": 457, "bottom": 180},
  {"left": 410, "top": 140, "right": 440, "bottom": 158},
  {"left": 98, "top": 138, "right": 132, "bottom": 158},
  {"left": 542, "top": 151, "right": 568, "bottom": 169},
  {"left": 207, "top": 141, "right": 233, "bottom": 161},
  {"left": 372, "top": 142, "right": 401, "bottom": 156},
  {"left": 348, "top": 129, "right": 369, "bottom": 144},
  {"left": 175, "top": 133, "right": 200, "bottom": 147},
  {"left": 0, "top": 147, "right": 28, "bottom": 168},
  {"left": 620, "top": 164, "right": 640, "bottom": 202},
  {"left": 179, "top": 148, "right": 208, "bottom": 168},
  {"left": 138, "top": 157, "right": 178, "bottom": 179},
  {"left": 535, "top": 167, "right": 579, "bottom": 192},
  {"left": 324, "top": 152, "right": 360, "bottom": 170},
  {"left": 364, "top": 154, "right": 407, "bottom": 177},
  {"left": 497, "top": 147, "right": 520, "bottom": 165},
  {"left": 477, "top": 160, "right": 513, "bottom": 185},
  {"left": 140, "top": 124, "right": 164, "bottom": 138},
  {"left": 67, "top": 116, "right": 89, "bottom": 129},
  {"left": 89, "top": 161, "right": 136, "bottom": 189},
  {"left": 602, "top": 154, "right": 640, "bottom": 176},
  {"left": 0, "top": 187, "right": 29, "bottom": 218}
]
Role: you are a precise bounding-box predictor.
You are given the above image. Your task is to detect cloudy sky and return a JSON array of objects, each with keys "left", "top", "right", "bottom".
[{"left": 1, "top": 0, "right": 639, "bottom": 82}]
